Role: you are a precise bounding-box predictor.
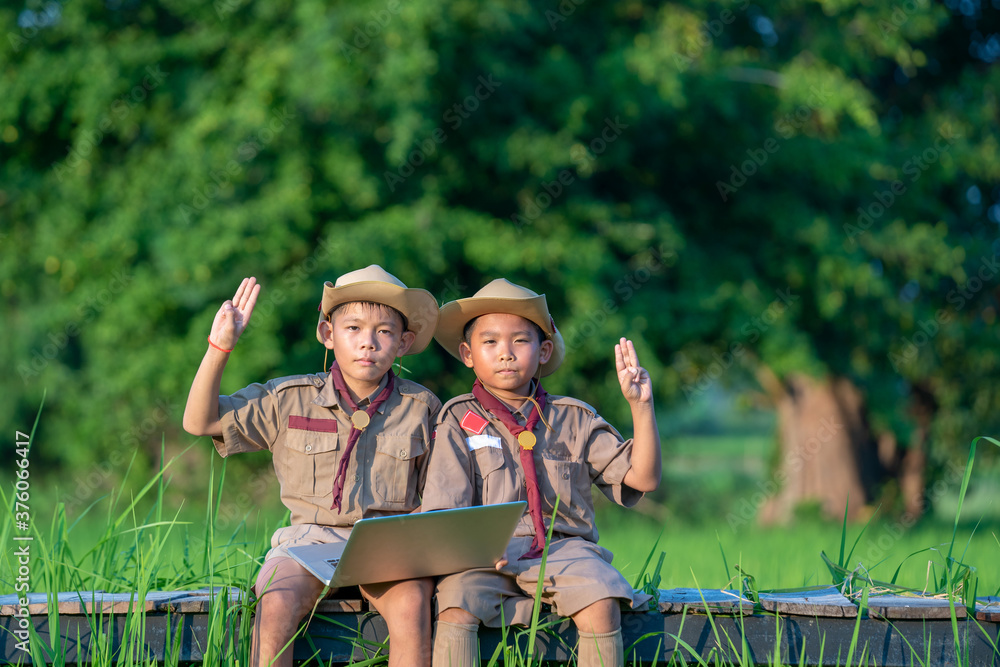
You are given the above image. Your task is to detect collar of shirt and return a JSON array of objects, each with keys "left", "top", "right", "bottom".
[
  {"left": 508, "top": 379, "right": 538, "bottom": 425},
  {"left": 313, "top": 370, "right": 391, "bottom": 414}
]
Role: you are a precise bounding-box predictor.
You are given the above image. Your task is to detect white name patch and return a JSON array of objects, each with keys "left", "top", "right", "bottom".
[{"left": 466, "top": 435, "right": 502, "bottom": 451}]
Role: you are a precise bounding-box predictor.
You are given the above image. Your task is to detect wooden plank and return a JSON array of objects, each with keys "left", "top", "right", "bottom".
[
  {"left": 316, "top": 598, "right": 365, "bottom": 613},
  {"left": 153, "top": 589, "right": 364, "bottom": 614},
  {"left": 5, "top": 594, "right": 1000, "bottom": 665},
  {"left": 867, "top": 594, "right": 967, "bottom": 620},
  {"left": 975, "top": 596, "right": 1000, "bottom": 622},
  {"left": 83, "top": 591, "right": 192, "bottom": 615},
  {"left": 657, "top": 588, "right": 754, "bottom": 615},
  {"left": 155, "top": 591, "right": 243, "bottom": 613},
  {"left": 0, "top": 592, "right": 111, "bottom": 616},
  {"left": 0, "top": 590, "right": 238, "bottom": 616},
  {"left": 1, "top": 590, "right": 367, "bottom": 617},
  {"left": 758, "top": 587, "right": 858, "bottom": 618}
]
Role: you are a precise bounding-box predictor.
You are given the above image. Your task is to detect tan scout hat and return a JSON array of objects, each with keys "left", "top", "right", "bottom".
[
  {"left": 435, "top": 279, "right": 565, "bottom": 376},
  {"left": 317, "top": 265, "right": 439, "bottom": 355}
]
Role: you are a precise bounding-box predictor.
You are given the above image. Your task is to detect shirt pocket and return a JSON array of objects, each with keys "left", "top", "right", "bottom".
[
  {"left": 538, "top": 456, "right": 587, "bottom": 521},
  {"left": 372, "top": 434, "right": 426, "bottom": 504},
  {"left": 283, "top": 419, "right": 342, "bottom": 497},
  {"left": 473, "top": 446, "right": 511, "bottom": 505}
]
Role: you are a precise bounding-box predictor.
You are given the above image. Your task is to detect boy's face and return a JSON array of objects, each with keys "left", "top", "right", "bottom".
[
  {"left": 459, "top": 313, "right": 553, "bottom": 400},
  {"left": 319, "top": 302, "right": 415, "bottom": 392}
]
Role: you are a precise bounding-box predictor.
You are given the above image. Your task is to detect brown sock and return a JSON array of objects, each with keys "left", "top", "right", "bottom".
[
  {"left": 432, "top": 620, "right": 479, "bottom": 667},
  {"left": 577, "top": 628, "right": 624, "bottom": 667}
]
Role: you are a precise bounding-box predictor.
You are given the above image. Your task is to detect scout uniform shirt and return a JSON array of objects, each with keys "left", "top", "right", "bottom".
[
  {"left": 213, "top": 371, "right": 440, "bottom": 526},
  {"left": 422, "top": 392, "right": 642, "bottom": 544}
]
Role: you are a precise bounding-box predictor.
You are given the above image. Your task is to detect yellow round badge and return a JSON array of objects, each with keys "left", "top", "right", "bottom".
[
  {"left": 517, "top": 431, "right": 536, "bottom": 450},
  {"left": 351, "top": 410, "right": 371, "bottom": 430}
]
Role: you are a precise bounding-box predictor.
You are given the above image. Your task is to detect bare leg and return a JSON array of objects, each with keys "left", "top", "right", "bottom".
[
  {"left": 251, "top": 557, "right": 329, "bottom": 667},
  {"left": 362, "top": 577, "right": 434, "bottom": 667}
]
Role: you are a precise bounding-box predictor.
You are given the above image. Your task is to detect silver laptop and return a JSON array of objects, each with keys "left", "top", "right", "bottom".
[{"left": 287, "top": 502, "right": 527, "bottom": 588}]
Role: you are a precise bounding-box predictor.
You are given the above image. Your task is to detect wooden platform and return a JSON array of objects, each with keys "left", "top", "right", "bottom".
[{"left": 3, "top": 588, "right": 999, "bottom": 665}]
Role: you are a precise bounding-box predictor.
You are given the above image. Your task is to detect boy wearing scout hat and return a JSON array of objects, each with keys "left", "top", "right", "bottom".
[
  {"left": 183, "top": 265, "right": 440, "bottom": 667},
  {"left": 422, "top": 279, "right": 662, "bottom": 667}
]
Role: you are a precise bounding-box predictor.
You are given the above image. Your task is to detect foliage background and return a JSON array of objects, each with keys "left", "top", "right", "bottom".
[{"left": 2, "top": 0, "right": 1000, "bottom": 526}]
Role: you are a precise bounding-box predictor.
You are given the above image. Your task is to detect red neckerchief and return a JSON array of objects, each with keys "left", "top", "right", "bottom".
[
  {"left": 471, "top": 378, "right": 549, "bottom": 559},
  {"left": 328, "top": 362, "right": 395, "bottom": 513}
]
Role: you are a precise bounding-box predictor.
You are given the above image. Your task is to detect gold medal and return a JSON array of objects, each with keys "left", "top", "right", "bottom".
[
  {"left": 350, "top": 410, "right": 371, "bottom": 430},
  {"left": 517, "top": 431, "right": 536, "bottom": 450}
]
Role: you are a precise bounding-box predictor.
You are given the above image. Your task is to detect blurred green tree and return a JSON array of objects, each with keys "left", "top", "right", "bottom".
[{"left": 2, "top": 0, "right": 998, "bottom": 521}]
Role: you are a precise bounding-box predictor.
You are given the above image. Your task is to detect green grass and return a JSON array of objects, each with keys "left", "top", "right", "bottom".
[
  {"left": 597, "top": 505, "right": 1000, "bottom": 594},
  {"left": 4, "top": 422, "right": 1000, "bottom": 665}
]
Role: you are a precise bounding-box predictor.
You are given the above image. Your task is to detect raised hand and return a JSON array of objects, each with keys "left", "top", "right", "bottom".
[
  {"left": 615, "top": 337, "right": 653, "bottom": 405},
  {"left": 209, "top": 277, "right": 261, "bottom": 351}
]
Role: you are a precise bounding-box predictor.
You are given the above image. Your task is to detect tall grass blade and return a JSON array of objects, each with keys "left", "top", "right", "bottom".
[
  {"left": 716, "top": 532, "right": 732, "bottom": 589},
  {"left": 947, "top": 437, "right": 999, "bottom": 562},
  {"left": 526, "top": 496, "right": 560, "bottom": 665},
  {"left": 632, "top": 526, "right": 664, "bottom": 588},
  {"left": 838, "top": 494, "right": 849, "bottom": 569}
]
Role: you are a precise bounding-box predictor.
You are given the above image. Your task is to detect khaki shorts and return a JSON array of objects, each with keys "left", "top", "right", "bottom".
[
  {"left": 254, "top": 524, "right": 354, "bottom": 594},
  {"left": 434, "top": 535, "right": 649, "bottom": 627}
]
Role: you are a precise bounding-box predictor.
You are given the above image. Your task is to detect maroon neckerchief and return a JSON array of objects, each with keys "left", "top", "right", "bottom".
[
  {"left": 329, "top": 362, "right": 395, "bottom": 513},
  {"left": 471, "top": 378, "right": 549, "bottom": 559}
]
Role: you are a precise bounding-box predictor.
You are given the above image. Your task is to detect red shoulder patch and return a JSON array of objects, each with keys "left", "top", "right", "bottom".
[{"left": 460, "top": 410, "right": 489, "bottom": 435}]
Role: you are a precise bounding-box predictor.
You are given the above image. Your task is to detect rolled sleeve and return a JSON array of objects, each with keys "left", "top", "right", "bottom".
[
  {"left": 211, "top": 382, "right": 280, "bottom": 457},
  {"left": 415, "top": 403, "right": 441, "bottom": 497},
  {"left": 587, "top": 415, "right": 643, "bottom": 508},
  {"left": 422, "top": 417, "right": 476, "bottom": 512}
]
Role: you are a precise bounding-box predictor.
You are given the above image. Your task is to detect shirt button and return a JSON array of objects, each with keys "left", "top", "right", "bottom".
[
  {"left": 399, "top": 449, "right": 406, "bottom": 457},
  {"left": 305, "top": 445, "right": 312, "bottom": 452},
  {"left": 562, "top": 472, "right": 570, "bottom": 479},
  {"left": 353, "top": 474, "right": 360, "bottom": 481}
]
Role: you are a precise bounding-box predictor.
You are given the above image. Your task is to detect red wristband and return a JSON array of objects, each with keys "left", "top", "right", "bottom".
[{"left": 207, "top": 336, "right": 233, "bottom": 353}]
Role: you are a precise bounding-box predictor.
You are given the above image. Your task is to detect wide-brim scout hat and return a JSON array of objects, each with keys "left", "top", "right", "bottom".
[
  {"left": 316, "top": 265, "right": 438, "bottom": 355},
  {"left": 435, "top": 278, "right": 565, "bottom": 376}
]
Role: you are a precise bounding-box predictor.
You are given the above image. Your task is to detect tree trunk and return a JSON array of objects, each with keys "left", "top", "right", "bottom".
[
  {"left": 758, "top": 373, "right": 885, "bottom": 524},
  {"left": 898, "top": 383, "right": 936, "bottom": 518}
]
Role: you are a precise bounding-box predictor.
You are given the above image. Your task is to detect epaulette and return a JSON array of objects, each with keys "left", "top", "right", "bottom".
[
  {"left": 270, "top": 373, "right": 326, "bottom": 392},
  {"left": 440, "top": 392, "right": 477, "bottom": 414},
  {"left": 396, "top": 377, "right": 442, "bottom": 410},
  {"left": 548, "top": 394, "right": 598, "bottom": 417}
]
